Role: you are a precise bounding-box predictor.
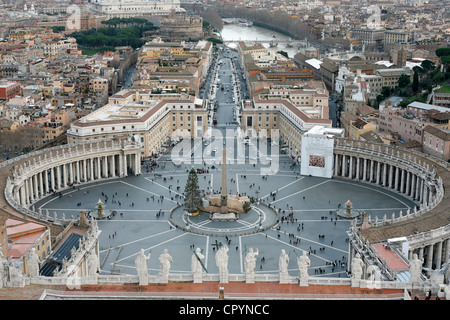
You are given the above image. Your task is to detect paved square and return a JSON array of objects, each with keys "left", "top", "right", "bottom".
[{"left": 34, "top": 143, "right": 416, "bottom": 278}]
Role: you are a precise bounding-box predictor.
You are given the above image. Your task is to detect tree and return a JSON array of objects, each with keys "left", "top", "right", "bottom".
[
  {"left": 420, "top": 60, "right": 435, "bottom": 72},
  {"left": 184, "top": 168, "right": 202, "bottom": 214},
  {"left": 436, "top": 48, "right": 450, "bottom": 57},
  {"left": 398, "top": 74, "right": 411, "bottom": 88},
  {"left": 434, "top": 71, "right": 444, "bottom": 84},
  {"left": 412, "top": 71, "right": 419, "bottom": 93},
  {"left": 201, "top": 9, "right": 223, "bottom": 31}
]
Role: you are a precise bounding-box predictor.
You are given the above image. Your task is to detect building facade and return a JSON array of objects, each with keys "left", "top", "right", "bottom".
[
  {"left": 67, "top": 89, "right": 208, "bottom": 157},
  {"left": 422, "top": 125, "right": 450, "bottom": 161},
  {"left": 90, "top": 0, "right": 182, "bottom": 18}
]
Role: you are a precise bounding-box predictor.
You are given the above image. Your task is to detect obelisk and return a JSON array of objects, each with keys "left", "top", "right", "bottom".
[{"left": 220, "top": 138, "right": 228, "bottom": 213}]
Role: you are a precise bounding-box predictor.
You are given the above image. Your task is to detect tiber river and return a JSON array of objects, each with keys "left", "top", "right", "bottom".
[{"left": 220, "top": 23, "right": 301, "bottom": 58}]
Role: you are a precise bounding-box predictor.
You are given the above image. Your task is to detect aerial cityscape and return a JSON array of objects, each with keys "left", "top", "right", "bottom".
[{"left": 0, "top": 0, "right": 449, "bottom": 304}]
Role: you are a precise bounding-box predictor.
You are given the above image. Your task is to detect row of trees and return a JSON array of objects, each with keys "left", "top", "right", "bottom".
[
  {"left": 101, "top": 17, "right": 150, "bottom": 27},
  {"left": 217, "top": 5, "right": 313, "bottom": 42},
  {"left": 70, "top": 19, "right": 159, "bottom": 51},
  {"left": 436, "top": 48, "right": 450, "bottom": 73},
  {"left": 70, "top": 27, "right": 146, "bottom": 49},
  {"left": 0, "top": 127, "right": 45, "bottom": 154},
  {"left": 200, "top": 9, "right": 224, "bottom": 31}
]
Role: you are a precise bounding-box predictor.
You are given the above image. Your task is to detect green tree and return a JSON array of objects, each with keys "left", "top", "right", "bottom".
[
  {"left": 420, "top": 60, "right": 435, "bottom": 72},
  {"left": 412, "top": 71, "right": 419, "bottom": 93},
  {"left": 184, "top": 168, "right": 202, "bottom": 214},
  {"left": 436, "top": 48, "right": 450, "bottom": 57},
  {"left": 398, "top": 74, "right": 411, "bottom": 88},
  {"left": 434, "top": 72, "right": 444, "bottom": 84}
]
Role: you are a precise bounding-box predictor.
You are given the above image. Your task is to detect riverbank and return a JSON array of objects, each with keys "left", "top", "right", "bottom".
[{"left": 220, "top": 24, "right": 301, "bottom": 58}]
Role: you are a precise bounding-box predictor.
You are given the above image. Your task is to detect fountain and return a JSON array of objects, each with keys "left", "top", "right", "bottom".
[
  {"left": 336, "top": 199, "right": 362, "bottom": 219},
  {"left": 89, "top": 199, "right": 113, "bottom": 220}
]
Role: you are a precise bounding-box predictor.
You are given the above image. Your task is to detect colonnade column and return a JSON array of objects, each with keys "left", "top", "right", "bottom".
[
  {"left": 376, "top": 162, "right": 381, "bottom": 185},
  {"left": 83, "top": 159, "right": 87, "bottom": 182},
  {"left": 349, "top": 156, "right": 353, "bottom": 179},
  {"left": 434, "top": 241, "right": 443, "bottom": 269},
  {"left": 355, "top": 157, "right": 360, "bottom": 181},
  {"left": 334, "top": 154, "right": 339, "bottom": 176},
  {"left": 39, "top": 172, "right": 43, "bottom": 197},
  {"left": 426, "top": 244, "right": 434, "bottom": 269},
  {"left": 443, "top": 239, "right": 449, "bottom": 265},
  {"left": 388, "top": 165, "right": 393, "bottom": 189},
  {"left": 363, "top": 158, "right": 367, "bottom": 182},
  {"left": 111, "top": 155, "right": 116, "bottom": 177},
  {"left": 369, "top": 160, "right": 374, "bottom": 182}
]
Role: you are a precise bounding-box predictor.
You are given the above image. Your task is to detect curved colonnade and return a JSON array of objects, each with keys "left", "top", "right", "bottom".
[
  {"left": 1, "top": 137, "right": 449, "bottom": 280},
  {"left": 333, "top": 138, "right": 449, "bottom": 273},
  {"left": 3, "top": 138, "right": 141, "bottom": 227}
]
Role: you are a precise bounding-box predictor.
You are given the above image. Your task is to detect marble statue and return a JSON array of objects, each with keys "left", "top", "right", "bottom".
[
  {"left": 244, "top": 248, "right": 259, "bottom": 283},
  {"left": 351, "top": 253, "right": 364, "bottom": 280},
  {"left": 423, "top": 263, "right": 450, "bottom": 290},
  {"left": 215, "top": 245, "right": 229, "bottom": 283},
  {"left": 409, "top": 253, "right": 423, "bottom": 283},
  {"left": 135, "top": 249, "right": 151, "bottom": 285},
  {"left": 7, "top": 260, "right": 24, "bottom": 284},
  {"left": 191, "top": 248, "right": 205, "bottom": 283},
  {"left": 158, "top": 249, "right": 173, "bottom": 283},
  {"left": 297, "top": 251, "right": 311, "bottom": 285},
  {"left": 279, "top": 249, "right": 289, "bottom": 283},
  {"left": 244, "top": 248, "right": 259, "bottom": 275},
  {"left": 25, "top": 248, "right": 40, "bottom": 277},
  {"left": 87, "top": 251, "right": 99, "bottom": 277},
  {"left": 445, "top": 284, "right": 450, "bottom": 300},
  {"left": 0, "top": 252, "right": 6, "bottom": 288}
]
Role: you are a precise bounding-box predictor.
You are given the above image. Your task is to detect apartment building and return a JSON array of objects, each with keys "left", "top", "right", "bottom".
[
  {"left": 375, "top": 68, "right": 412, "bottom": 88},
  {"left": 422, "top": 125, "right": 450, "bottom": 161},
  {"left": 384, "top": 30, "right": 409, "bottom": 45},
  {"left": 241, "top": 95, "right": 332, "bottom": 158},
  {"left": 265, "top": 81, "right": 329, "bottom": 120},
  {"left": 5, "top": 218, "right": 51, "bottom": 273},
  {"left": 351, "top": 28, "right": 385, "bottom": 46},
  {"left": 378, "top": 106, "right": 426, "bottom": 143},
  {"left": 0, "top": 82, "right": 21, "bottom": 101}
]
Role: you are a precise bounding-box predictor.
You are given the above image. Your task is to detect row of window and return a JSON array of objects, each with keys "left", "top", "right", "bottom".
[{"left": 91, "top": 125, "right": 135, "bottom": 133}]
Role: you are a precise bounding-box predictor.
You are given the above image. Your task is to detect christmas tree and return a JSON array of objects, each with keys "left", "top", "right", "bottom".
[{"left": 184, "top": 168, "right": 202, "bottom": 214}]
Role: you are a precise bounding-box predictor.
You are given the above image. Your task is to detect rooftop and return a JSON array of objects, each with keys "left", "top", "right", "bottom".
[
  {"left": 408, "top": 101, "right": 449, "bottom": 113},
  {"left": 371, "top": 243, "right": 409, "bottom": 272}
]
